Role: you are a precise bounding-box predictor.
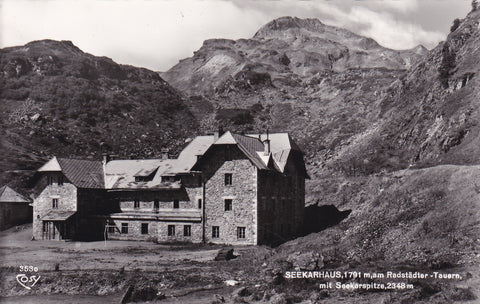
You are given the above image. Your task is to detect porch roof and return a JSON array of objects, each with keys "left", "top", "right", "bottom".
[{"left": 42, "top": 210, "right": 76, "bottom": 221}]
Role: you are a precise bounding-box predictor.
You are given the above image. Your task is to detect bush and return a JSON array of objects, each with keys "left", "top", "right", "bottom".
[
  {"left": 216, "top": 108, "right": 254, "bottom": 125},
  {"left": 450, "top": 19, "right": 461, "bottom": 32}
]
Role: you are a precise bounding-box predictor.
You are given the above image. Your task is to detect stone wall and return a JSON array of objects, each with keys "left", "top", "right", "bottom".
[
  {"left": 156, "top": 221, "right": 202, "bottom": 243},
  {"left": 105, "top": 219, "right": 202, "bottom": 243},
  {"left": 106, "top": 219, "right": 158, "bottom": 241},
  {"left": 115, "top": 187, "right": 200, "bottom": 212},
  {"left": 33, "top": 173, "right": 77, "bottom": 240},
  {"left": 202, "top": 145, "right": 258, "bottom": 245}
]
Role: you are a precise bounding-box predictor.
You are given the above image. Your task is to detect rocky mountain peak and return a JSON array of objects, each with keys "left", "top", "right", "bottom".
[{"left": 253, "top": 16, "right": 325, "bottom": 38}]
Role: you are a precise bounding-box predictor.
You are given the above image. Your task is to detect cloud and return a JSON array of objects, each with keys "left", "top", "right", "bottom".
[{"left": 343, "top": 6, "right": 445, "bottom": 49}]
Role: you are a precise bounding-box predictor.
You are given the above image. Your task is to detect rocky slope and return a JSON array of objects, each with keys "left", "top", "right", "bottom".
[
  {"left": 0, "top": 40, "right": 197, "bottom": 191},
  {"left": 162, "top": 17, "right": 430, "bottom": 182},
  {"left": 162, "top": 13, "right": 480, "bottom": 302},
  {"left": 163, "top": 17, "right": 426, "bottom": 95}
]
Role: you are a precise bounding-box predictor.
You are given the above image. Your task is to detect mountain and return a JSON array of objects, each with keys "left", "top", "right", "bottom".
[
  {"left": 319, "top": 9, "right": 480, "bottom": 183},
  {"left": 1, "top": 11, "right": 480, "bottom": 302},
  {"left": 162, "top": 16, "right": 429, "bottom": 183},
  {"left": 163, "top": 17, "right": 427, "bottom": 96},
  {"left": 162, "top": 13, "right": 480, "bottom": 301},
  {"left": 0, "top": 40, "right": 197, "bottom": 191}
]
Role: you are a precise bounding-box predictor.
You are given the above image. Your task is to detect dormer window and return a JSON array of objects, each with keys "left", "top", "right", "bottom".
[
  {"left": 134, "top": 168, "right": 158, "bottom": 182},
  {"left": 161, "top": 175, "right": 181, "bottom": 183},
  {"left": 47, "top": 176, "right": 53, "bottom": 185},
  {"left": 58, "top": 176, "right": 63, "bottom": 186}
]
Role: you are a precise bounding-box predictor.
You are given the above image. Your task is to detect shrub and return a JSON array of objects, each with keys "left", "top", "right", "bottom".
[
  {"left": 450, "top": 19, "right": 461, "bottom": 32},
  {"left": 216, "top": 108, "right": 254, "bottom": 125}
]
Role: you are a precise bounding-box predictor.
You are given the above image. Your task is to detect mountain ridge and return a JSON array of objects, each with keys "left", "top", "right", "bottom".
[{"left": 0, "top": 39, "right": 198, "bottom": 191}]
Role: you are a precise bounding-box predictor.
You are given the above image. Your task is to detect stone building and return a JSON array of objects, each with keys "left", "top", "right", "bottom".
[
  {"left": 0, "top": 185, "right": 32, "bottom": 230},
  {"left": 33, "top": 131, "right": 308, "bottom": 245}
]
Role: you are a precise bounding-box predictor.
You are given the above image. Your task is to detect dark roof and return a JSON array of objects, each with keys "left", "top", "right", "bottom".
[
  {"left": 57, "top": 158, "right": 105, "bottom": 189},
  {"left": 231, "top": 133, "right": 269, "bottom": 170},
  {"left": 0, "top": 185, "right": 32, "bottom": 203}
]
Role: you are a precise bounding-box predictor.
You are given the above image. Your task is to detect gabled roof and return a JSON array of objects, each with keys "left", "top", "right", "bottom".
[
  {"left": 170, "top": 135, "right": 215, "bottom": 173},
  {"left": 231, "top": 133, "right": 269, "bottom": 170},
  {"left": 43, "top": 158, "right": 105, "bottom": 189},
  {"left": 250, "top": 133, "right": 303, "bottom": 172},
  {"left": 38, "top": 156, "right": 62, "bottom": 171},
  {"left": 0, "top": 185, "right": 32, "bottom": 203},
  {"left": 192, "top": 131, "right": 305, "bottom": 174},
  {"left": 36, "top": 131, "right": 306, "bottom": 190}
]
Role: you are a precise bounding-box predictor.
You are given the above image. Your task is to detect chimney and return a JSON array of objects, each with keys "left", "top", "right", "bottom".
[
  {"left": 102, "top": 154, "right": 110, "bottom": 165},
  {"left": 263, "top": 130, "right": 270, "bottom": 156},
  {"left": 161, "top": 149, "right": 169, "bottom": 160},
  {"left": 263, "top": 139, "right": 271, "bottom": 155},
  {"left": 213, "top": 131, "right": 219, "bottom": 142}
]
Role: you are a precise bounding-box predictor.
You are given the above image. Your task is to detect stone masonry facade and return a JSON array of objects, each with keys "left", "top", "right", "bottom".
[
  {"left": 202, "top": 145, "right": 258, "bottom": 245},
  {"left": 33, "top": 173, "right": 77, "bottom": 240},
  {"left": 33, "top": 132, "right": 307, "bottom": 245}
]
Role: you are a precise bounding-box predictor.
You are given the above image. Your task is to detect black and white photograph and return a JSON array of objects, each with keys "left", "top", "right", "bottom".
[{"left": 0, "top": 0, "right": 479, "bottom": 303}]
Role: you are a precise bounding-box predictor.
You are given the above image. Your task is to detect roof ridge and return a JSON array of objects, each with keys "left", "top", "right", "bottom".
[
  {"left": 233, "top": 132, "right": 264, "bottom": 144},
  {"left": 57, "top": 157, "right": 102, "bottom": 162}
]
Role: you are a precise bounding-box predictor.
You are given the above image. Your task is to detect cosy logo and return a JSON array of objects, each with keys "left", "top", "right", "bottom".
[
  {"left": 16, "top": 274, "right": 41, "bottom": 290},
  {"left": 16, "top": 266, "right": 40, "bottom": 290}
]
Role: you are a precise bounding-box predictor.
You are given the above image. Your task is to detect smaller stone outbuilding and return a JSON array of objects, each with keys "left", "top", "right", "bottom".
[{"left": 0, "top": 185, "right": 32, "bottom": 230}]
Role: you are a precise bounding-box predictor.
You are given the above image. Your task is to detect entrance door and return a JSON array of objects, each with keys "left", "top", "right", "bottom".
[
  {"left": 42, "top": 221, "right": 56, "bottom": 240},
  {"left": 43, "top": 221, "right": 67, "bottom": 240}
]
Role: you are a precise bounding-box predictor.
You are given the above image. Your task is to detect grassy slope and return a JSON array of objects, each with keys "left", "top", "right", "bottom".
[
  {"left": 0, "top": 40, "right": 198, "bottom": 193},
  {"left": 270, "top": 164, "right": 480, "bottom": 303}
]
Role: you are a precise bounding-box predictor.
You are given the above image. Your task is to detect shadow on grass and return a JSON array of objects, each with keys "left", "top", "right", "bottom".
[{"left": 302, "top": 204, "right": 351, "bottom": 236}]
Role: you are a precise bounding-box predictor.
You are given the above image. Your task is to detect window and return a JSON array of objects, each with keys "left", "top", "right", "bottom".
[
  {"left": 141, "top": 223, "right": 149, "bottom": 235},
  {"left": 134, "top": 199, "right": 140, "bottom": 209},
  {"left": 121, "top": 223, "right": 129, "bottom": 234},
  {"left": 47, "top": 176, "right": 53, "bottom": 185},
  {"left": 197, "top": 198, "right": 202, "bottom": 209},
  {"left": 173, "top": 199, "right": 179, "bottom": 209},
  {"left": 58, "top": 176, "right": 63, "bottom": 186},
  {"left": 184, "top": 225, "right": 191, "bottom": 237},
  {"left": 168, "top": 225, "right": 175, "bottom": 236},
  {"left": 224, "top": 199, "right": 232, "bottom": 211},
  {"left": 237, "top": 227, "right": 246, "bottom": 239},
  {"left": 154, "top": 199, "right": 159, "bottom": 211},
  {"left": 212, "top": 226, "right": 220, "bottom": 238},
  {"left": 224, "top": 173, "right": 232, "bottom": 186},
  {"left": 108, "top": 225, "right": 115, "bottom": 233},
  {"left": 52, "top": 198, "right": 58, "bottom": 209}
]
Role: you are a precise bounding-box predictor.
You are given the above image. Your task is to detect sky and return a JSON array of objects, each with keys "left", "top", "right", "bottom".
[{"left": 0, "top": 0, "right": 473, "bottom": 71}]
